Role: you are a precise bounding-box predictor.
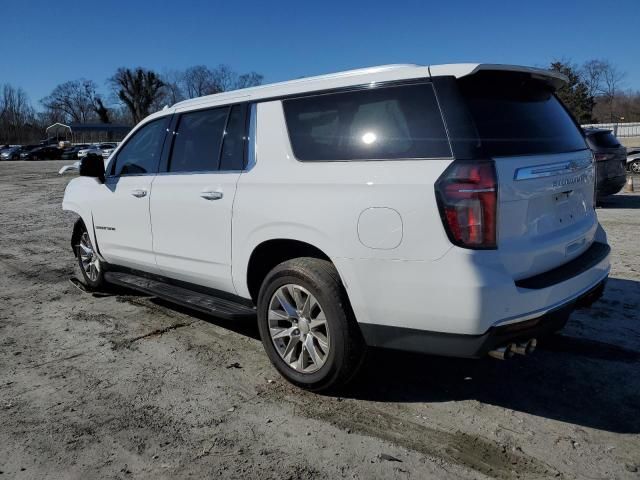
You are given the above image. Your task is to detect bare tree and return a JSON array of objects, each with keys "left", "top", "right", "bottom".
[
  {"left": 183, "top": 65, "right": 218, "bottom": 98},
  {"left": 0, "top": 84, "right": 36, "bottom": 143},
  {"left": 209, "top": 64, "right": 263, "bottom": 92},
  {"left": 180, "top": 64, "right": 264, "bottom": 99},
  {"left": 235, "top": 72, "right": 264, "bottom": 89},
  {"left": 110, "top": 67, "right": 165, "bottom": 123},
  {"left": 41, "top": 79, "right": 100, "bottom": 123},
  {"left": 161, "top": 69, "right": 185, "bottom": 105},
  {"left": 582, "top": 60, "right": 625, "bottom": 121}
]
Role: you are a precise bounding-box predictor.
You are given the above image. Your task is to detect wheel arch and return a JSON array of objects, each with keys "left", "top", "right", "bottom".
[
  {"left": 62, "top": 178, "right": 99, "bottom": 257},
  {"left": 244, "top": 238, "right": 333, "bottom": 304}
]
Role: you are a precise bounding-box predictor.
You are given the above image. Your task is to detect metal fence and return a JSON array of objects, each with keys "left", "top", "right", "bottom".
[{"left": 582, "top": 122, "right": 640, "bottom": 137}]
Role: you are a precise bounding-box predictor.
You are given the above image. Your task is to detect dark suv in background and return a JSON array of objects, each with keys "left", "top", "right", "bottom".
[{"left": 584, "top": 128, "right": 627, "bottom": 199}]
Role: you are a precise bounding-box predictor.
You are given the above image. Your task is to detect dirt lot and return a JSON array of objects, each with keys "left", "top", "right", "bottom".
[{"left": 1, "top": 161, "right": 639, "bottom": 479}]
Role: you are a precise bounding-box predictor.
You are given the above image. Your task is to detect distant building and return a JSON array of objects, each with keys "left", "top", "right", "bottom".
[{"left": 45, "top": 123, "right": 132, "bottom": 144}]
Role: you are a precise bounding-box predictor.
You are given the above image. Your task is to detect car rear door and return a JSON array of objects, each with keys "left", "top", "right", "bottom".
[
  {"left": 149, "top": 104, "right": 248, "bottom": 292},
  {"left": 90, "top": 116, "right": 171, "bottom": 272}
]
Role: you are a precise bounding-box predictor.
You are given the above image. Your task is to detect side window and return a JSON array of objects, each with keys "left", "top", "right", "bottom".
[
  {"left": 220, "top": 104, "right": 247, "bottom": 171},
  {"left": 112, "top": 117, "right": 169, "bottom": 176},
  {"left": 168, "top": 107, "right": 229, "bottom": 173},
  {"left": 283, "top": 83, "right": 451, "bottom": 161}
]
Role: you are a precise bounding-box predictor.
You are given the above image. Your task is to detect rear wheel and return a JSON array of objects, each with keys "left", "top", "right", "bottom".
[
  {"left": 257, "top": 257, "right": 365, "bottom": 391},
  {"left": 76, "top": 226, "right": 105, "bottom": 289},
  {"left": 630, "top": 160, "right": 640, "bottom": 174}
]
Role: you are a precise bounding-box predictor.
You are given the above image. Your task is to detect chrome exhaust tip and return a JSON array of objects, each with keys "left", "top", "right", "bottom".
[
  {"left": 487, "top": 344, "right": 515, "bottom": 360},
  {"left": 511, "top": 338, "right": 538, "bottom": 356}
]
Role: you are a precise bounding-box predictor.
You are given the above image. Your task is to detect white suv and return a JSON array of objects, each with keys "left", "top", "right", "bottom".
[{"left": 62, "top": 64, "right": 611, "bottom": 390}]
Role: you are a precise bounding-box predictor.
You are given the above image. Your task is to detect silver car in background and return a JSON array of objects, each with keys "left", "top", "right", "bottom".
[{"left": 77, "top": 143, "right": 117, "bottom": 159}]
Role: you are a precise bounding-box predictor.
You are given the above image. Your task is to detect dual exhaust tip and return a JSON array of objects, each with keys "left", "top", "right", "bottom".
[{"left": 488, "top": 338, "right": 537, "bottom": 360}]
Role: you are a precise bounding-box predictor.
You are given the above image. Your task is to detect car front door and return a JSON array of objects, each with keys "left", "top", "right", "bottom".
[
  {"left": 91, "top": 116, "right": 171, "bottom": 272},
  {"left": 150, "top": 104, "right": 247, "bottom": 292}
]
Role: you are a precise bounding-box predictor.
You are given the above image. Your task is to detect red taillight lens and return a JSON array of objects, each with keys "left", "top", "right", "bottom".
[
  {"left": 594, "top": 152, "right": 615, "bottom": 162},
  {"left": 435, "top": 160, "right": 497, "bottom": 249}
]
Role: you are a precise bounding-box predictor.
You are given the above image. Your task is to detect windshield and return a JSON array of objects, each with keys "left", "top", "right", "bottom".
[{"left": 458, "top": 71, "right": 587, "bottom": 157}]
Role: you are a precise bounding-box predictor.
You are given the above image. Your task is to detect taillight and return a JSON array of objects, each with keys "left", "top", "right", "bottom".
[
  {"left": 435, "top": 160, "right": 497, "bottom": 249},
  {"left": 594, "top": 152, "right": 615, "bottom": 162}
]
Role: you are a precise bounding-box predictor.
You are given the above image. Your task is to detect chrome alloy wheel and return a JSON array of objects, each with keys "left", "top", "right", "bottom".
[
  {"left": 268, "top": 284, "right": 330, "bottom": 373},
  {"left": 78, "top": 232, "right": 100, "bottom": 282},
  {"left": 631, "top": 160, "right": 640, "bottom": 174}
]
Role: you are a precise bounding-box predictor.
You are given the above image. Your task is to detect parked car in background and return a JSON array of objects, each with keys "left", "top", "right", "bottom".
[
  {"left": 21, "top": 145, "right": 62, "bottom": 160},
  {"left": 584, "top": 128, "right": 627, "bottom": 198},
  {"left": 627, "top": 148, "right": 640, "bottom": 174},
  {"left": 100, "top": 143, "right": 117, "bottom": 159},
  {"left": 78, "top": 143, "right": 117, "bottom": 159},
  {"left": 0, "top": 146, "right": 23, "bottom": 161},
  {"left": 61, "top": 144, "right": 91, "bottom": 160},
  {"left": 16, "top": 145, "right": 40, "bottom": 159}
]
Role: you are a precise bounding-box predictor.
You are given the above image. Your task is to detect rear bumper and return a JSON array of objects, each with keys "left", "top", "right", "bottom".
[
  {"left": 333, "top": 234, "right": 610, "bottom": 344},
  {"left": 360, "top": 278, "right": 606, "bottom": 358},
  {"left": 597, "top": 174, "right": 626, "bottom": 197}
]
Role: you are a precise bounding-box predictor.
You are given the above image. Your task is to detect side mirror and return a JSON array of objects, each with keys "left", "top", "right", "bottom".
[{"left": 79, "top": 153, "right": 105, "bottom": 183}]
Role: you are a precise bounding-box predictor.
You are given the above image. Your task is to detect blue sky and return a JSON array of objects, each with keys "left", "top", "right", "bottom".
[{"left": 1, "top": 0, "right": 639, "bottom": 109}]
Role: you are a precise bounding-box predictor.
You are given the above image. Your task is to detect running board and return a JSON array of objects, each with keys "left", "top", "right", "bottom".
[{"left": 104, "top": 271, "right": 256, "bottom": 320}]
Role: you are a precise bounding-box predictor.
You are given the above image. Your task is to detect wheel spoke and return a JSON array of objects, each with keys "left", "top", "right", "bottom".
[
  {"left": 301, "top": 293, "right": 311, "bottom": 318},
  {"left": 268, "top": 309, "right": 289, "bottom": 322},
  {"left": 276, "top": 291, "right": 297, "bottom": 318},
  {"left": 311, "top": 331, "right": 329, "bottom": 352},
  {"left": 296, "top": 346, "right": 306, "bottom": 371},
  {"left": 78, "top": 243, "right": 92, "bottom": 255},
  {"left": 304, "top": 335, "right": 322, "bottom": 367},
  {"left": 282, "top": 336, "right": 300, "bottom": 364},
  {"left": 271, "top": 326, "right": 295, "bottom": 340},
  {"left": 288, "top": 285, "right": 304, "bottom": 310},
  {"left": 309, "top": 316, "right": 326, "bottom": 331}
]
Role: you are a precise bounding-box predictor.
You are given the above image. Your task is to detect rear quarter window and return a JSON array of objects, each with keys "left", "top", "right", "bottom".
[
  {"left": 456, "top": 71, "right": 587, "bottom": 157},
  {"left": 283, "top": 83, "right": 451, "bottom": 161},
  {"left": 586, "top": 131, "right": 621, "bottom": 149}
]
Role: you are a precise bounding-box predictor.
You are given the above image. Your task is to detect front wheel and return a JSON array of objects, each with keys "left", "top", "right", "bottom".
[
  {"left": 630, "top": 160, "right": 640, "bottom": 175},
  {"left": 257, "top": 257, "right": 365, "bottom": 392},
  {"left": 76, "top": 226, "right": 105, "bottom": 289}
]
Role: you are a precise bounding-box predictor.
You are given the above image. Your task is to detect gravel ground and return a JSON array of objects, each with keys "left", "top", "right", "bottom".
[{"left": 1, "top": 161, "right": 639, "bottom": 479}]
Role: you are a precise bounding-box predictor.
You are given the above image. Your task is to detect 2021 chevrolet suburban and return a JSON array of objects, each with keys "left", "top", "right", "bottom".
[{"left": 62, "top": 64, "right": 611, "bottom": 391}]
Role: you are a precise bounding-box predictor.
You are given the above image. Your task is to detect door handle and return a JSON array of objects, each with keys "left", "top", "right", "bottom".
[
  {"left": 131, "top": 189, "right": 147, "bottom": 198},
  {"left": 200, "top": 191, "right": 223, "bottom": 201}
]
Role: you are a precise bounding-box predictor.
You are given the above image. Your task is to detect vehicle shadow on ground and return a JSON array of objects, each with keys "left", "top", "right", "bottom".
[
  {"left": 342, "top": 277, "right": 640, "bottom": 434},
  {"left": 598, "top": 191, "right": 640, "bottom": 209},
  {"left": 111, "top": 277, "right": 640, "bottom": 434}
]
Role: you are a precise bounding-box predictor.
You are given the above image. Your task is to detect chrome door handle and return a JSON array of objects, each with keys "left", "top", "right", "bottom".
[
  {"left": 131, "top": 189, "right": 147, "bottom": 198},
  {"left": 200, "top": 191, "right": 223, "bottom": 200}
]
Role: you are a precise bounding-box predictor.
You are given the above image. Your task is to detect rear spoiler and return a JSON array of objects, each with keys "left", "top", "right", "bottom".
[{"left": 428, "top": 63, "right": 568, "bottom": 90}]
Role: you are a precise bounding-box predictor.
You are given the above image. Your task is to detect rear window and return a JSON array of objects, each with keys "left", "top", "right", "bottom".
[
  {"left": 283, "top": 83, "right": 451, "bottom": 161},
  {"left": 587, "top": 131, "right": 621, "bottom": 149},
  {"left": 457, "top": 71, "right": 586, "bottom": 157}
]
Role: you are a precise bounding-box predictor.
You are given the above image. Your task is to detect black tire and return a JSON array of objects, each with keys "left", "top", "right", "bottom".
[
  {"left": 256, "top": 257, "right": 365, "bottom": 392},
  {"left": 75, "top": 222, "right": 105, "bottom": 290}
]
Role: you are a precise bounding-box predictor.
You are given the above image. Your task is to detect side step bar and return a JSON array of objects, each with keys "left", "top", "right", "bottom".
[{"left": 104, "top": 271, "right": 256, "bottom": 320}]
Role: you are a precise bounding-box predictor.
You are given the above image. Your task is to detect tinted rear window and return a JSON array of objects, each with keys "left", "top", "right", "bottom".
[
  {"left": 587, "top": 131, "right": 621, "bottom": 149},
  {"left": 283, "top": 83, "right": 451, "bottom": 161},
  {"left": 457, "top": 71, "right": 586, "bottom": 157}
]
